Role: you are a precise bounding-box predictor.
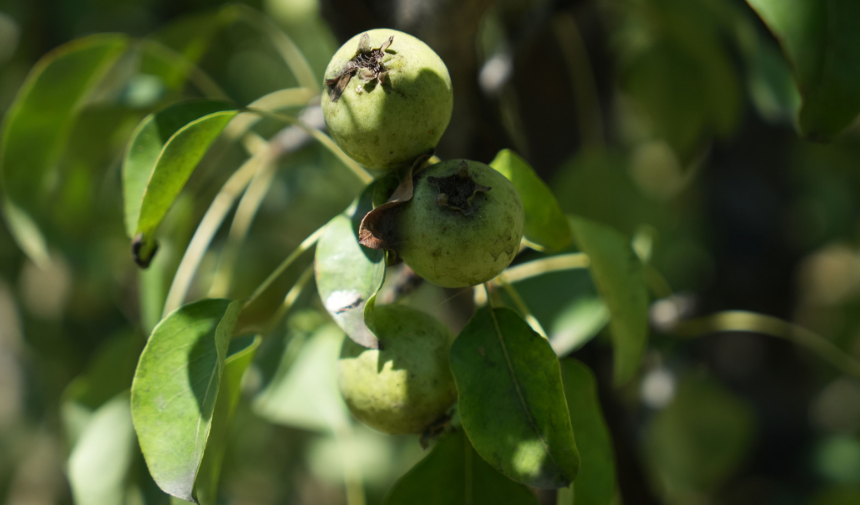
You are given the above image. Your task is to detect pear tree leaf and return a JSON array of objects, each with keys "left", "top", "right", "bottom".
[
  {"left": 746, "top": 0, "right": 860, "bottom": 140},
  {"left": 67, "top": 392, "right": 137, "bottom": 505},
  {"left": 314, "top": 184, "right": 384, "bottom": 349},
  {"left": 123, "top": 99, "right": 237, "bottom": 267},
  {"left": 559, "top": 360, "right": 617, "bottom": 505},
  {"left": 569, "top": 216, "right": 649, "bottom": 385},
  {"left": 194, "top": 334, "right": 261, "bottom": 505},
  {"left": 383, "top": 429, "right": 539, "bottom": 505},
  {"left": 450, "top": 306, "right": 580, "bottom": 488},
  {"left": 253, "top": 323, "right": 348, "bottom": 432},
  {"left": 0, "top": 34, "right": 128, "bottom": 266},
  {"left": 490, "top": 149, "right": 571, "bottom": 252},
  {"left": 130, "top": 298, "right": 241, "bottom": 502}
]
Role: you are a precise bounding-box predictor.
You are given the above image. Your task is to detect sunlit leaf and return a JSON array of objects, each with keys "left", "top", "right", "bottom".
[
  {"left": 559, "top": 360, "right": 617, "bottom": 505},
  {"left": 123, "top": 99, "right": 237, "bottom": 266},
  {"left": 314, "top": 184, "right": 384, "bottom": 349},
  {"left": 490, "top": 149, "right": 571, "bottom": 252},
  {"left": 549, "top": 296, "right": 610, "bottom": 357},
  {"left": 0, "top": 34, "right": 128, "bottom": 265},
  {"left": 450, "top": 306, "right": 579, "bottom": 488},
  {"left": 195, "top": 334, "right": 261, "bottom": 505},
  {"left": 67, "top": 392, "right": 137, "bottom": 505},
  {"left": 382, "top": 429, "right": 539, "bottom": 505},
  {"left": 253, "top": 323, "right": 348, "bottom": 432},
  {"left": 131, "top": 298, "right": 241, "bottom": 502},
  {"left": 569, "top": 216, "right": 648, "bottom": 385},
  {"left": 746, "top": 0, "right": 860, "bottom": 139}
]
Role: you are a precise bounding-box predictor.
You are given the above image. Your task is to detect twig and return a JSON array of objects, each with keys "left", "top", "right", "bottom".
[
  {"left": 671, "top": 311, "right": 860, "bottom": 380},
  {"left": 162, "top": 152, "right": 267, "bottom": 316},
  {"left": 242, "top": 225, "right": 326, "bottom": 310},
  {"left": 499, "top": 275, "right": 548, "bottom": 339},
  {"left": 242, "top": 107, "right": 373, "bottom": 184}
]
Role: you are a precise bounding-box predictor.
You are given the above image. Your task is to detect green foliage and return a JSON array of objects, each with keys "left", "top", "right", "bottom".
[
  {"left": 560, "top": 360, "right": 617, "bottom": 505},
  {"left": 130, "top": 298, "right": 241, "bottom": 502},
  {"left": 450, "top": 306, "right": 580, "bottom": 488},
  {"left": 490, "top": 149, "right": 571, "bottom": 252},
  {"left": 570, "top": 216, "right": 649, "bottom": 384},
  {"left": 314, "top": 184, "right": 385, "bottom": 349},
  {"left": 67, "top": 392, "right": 137, "bottom": 505},
  {"left": 645, "top": 374, "right": 756, "bottom": 500},
  {"left": 747, "top": 0, "right": 860, "bottom": 139},
  {"left": 253, "top": 323, "right": 349, "bottom": 432},
  {"left": 0, "top": 34, "right": 128, "bottom": 266},
  {"left": 382, "top": 429, "right": 539, "bottom": 505},
  {"left": 123, "top": 99, "right": 237, "bottom": 250}
]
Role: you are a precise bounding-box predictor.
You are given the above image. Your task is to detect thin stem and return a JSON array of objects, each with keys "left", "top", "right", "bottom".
[
  {"left": 138, "top": 39, "right": 230, "bottom": 100},
  {"left": 163, "top": 152, "right": 266, "bottom": 316},
  {"left": 223, "top": 87, "right": 316, "bottom": 144},
  {"left": 552, "top": 13, "right": 604, "bottom": 148},
  {"left": 502, "top": 253, "right": 590, "bottom": 284},
  {"left": 672, "top": 311, "right": 860, "bottom": 380},
  {"left": 231, "top": 5, "right": 320, "bottom": 94},
  {"left": 499, "top": 275, "right": 548, "bottom": 339},
  {"left": 263, "top": 265, "right": 315, "bottom": 334},
  {"left": 208, "top": 157, "right": 279, "bottom": 298},
  {"left": 242, "top": 225, "right": 326, "bottom": 310},
  {"left": 243, "top": 107, "right": 373, "bottom": 184}
]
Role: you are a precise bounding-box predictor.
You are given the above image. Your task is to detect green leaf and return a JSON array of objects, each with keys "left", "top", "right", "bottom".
[
  {"left": 549, "top": 296, "right": 610, "bottom": 357},
  {"left": 382, "top": 429, "right": 539, "bottom": 505},
  {"left": 253, "top": 323, "right": 348, "bottom": 432},
  {"left": 569, "top": 216, "right": 648, "bottom": 385},
  {"left": 195, "top": 334, "right": 261, "bottom": 505},
  {"left": 645, "top": 374, "right": 755, "bottom": 499},
  {"left": 314, "top": 184, "right": 385, "bottom": 349},
  {"left": 130, "top": 298, "right": 241, "bottom": 502},
  {"left": 746, "top": 0, "right": 860, "bottom": 139},
  {"left": 559, "top": 360, "right": 617, "bottom": 505},
  {"left": 67, "top": 392, "right": 137, "bottom": 505},
  {"left": 61, "top": 333, "right": 145, "bottom": 446},
  {"left": 0, "top": 34, "right": 128, "bottom": 265},
  {"left": 489, "top": 149, "right": 571, "bottom": 252},
  {"left": 141, "top": 9, "right": 237, "bottom": 93},
  {"left": 450, "top": 306, "right": 580, "bottom": 489},
  {"left": 123, "top": 99, "right": 237, "bottom": 263}
]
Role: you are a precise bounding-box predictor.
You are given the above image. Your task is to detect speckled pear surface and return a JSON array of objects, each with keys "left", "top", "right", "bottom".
[
  {"left": 322, "top": 29, "right": 453, "bottom": 171},
  {"left": 397, "top": 160, "right": 525, "bottom": 288},
  {"left": 338, "top": 304, "right": 457, "bottom": 434}
]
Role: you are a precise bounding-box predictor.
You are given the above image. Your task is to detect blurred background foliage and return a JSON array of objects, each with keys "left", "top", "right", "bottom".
[{"left": 1, "top": 0, "right": 860, "bottom": 504}]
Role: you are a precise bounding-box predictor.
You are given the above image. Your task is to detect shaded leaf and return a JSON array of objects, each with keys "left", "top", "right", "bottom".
[
  {"left": 569, "top": 216, "right": 648, "bottom": 385},
  {"left": 559, "top": 360, "right": 617, "bottom": 505},
  {"left": 645, "top": 374, "right": 755, "bottom": 499},
  {"left": 67, "top": 392, "right": 137, "bottom": 505},
  {"left": 489, "top": 149, "right": 571, "bottom": 252},
  {"left": 131, "top": 298, "right": 241, "bottom": 502},
  {"left": 450, "top": 306, "right": 579, "bottom": 488},
  {"left": 746, "top": 0, "right": 860, "bottom": 139},
  {"left": 315, "top": 184, "right": 384, "bottom": 349},
  {"left": 383, "top": 429, "right": 539, "bottom": 505},
  {"left": 195, "top": 334, "right": 261, "bottom": 505},
  {"left": 141, "top": 9, "right": 237, "bottom": 92},
  {"left": 253, "top": 323, "right": 348, "bottom": 432},
  {"left": 61, "top": 332, "right": 145, "bottom": 446},
  {"left": 0, "top": 34, "right": 128, "bottom": 265},
  {"left": 123, "top": 99, "right": 237, "bottom": 266}
]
